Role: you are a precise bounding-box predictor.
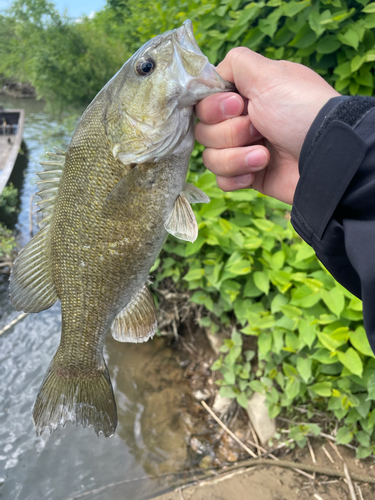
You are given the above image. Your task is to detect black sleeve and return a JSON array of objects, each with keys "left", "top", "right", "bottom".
[{"left": 290, "top": 95, "right": 375, "bottom": 350}]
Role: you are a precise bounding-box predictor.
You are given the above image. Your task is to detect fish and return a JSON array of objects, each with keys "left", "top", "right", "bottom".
[{"left": 9, "top": 20, "right": 234, "bottom": 437}]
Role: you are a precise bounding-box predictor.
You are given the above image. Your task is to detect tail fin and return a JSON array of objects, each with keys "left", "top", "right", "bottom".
[{"left": 32, "top": 360, "right": 117, "bottom": 438}]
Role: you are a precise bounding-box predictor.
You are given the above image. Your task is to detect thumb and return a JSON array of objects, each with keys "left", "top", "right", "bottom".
[{"left": 215, "top": 47, "right": 274, "bottom": 99}]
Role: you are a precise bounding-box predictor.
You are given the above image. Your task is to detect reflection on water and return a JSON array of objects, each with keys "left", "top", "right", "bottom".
[{"left": 0, "top": 96, "right": 191, "bottom": 499}]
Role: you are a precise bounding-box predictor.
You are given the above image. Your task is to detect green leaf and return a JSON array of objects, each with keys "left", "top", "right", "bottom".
[
  {"left": 183, "top": 268, "right": 204, "bottom": 282},
  {"left": 249, "top": 380, "right": 265, "bottom": 393},
  {"left": 310, "top": 381, "right": 332, "bottom": 397},
  {"left": 320, "top": 287, "right": 345, "bottom": 317},
  {"left": 317, "top": 332, "right": 342, "bottom": 352},
  {"left": 258, "top": 331, "right": 273, "bottom": 357},
  {"left": 223, "top": 370, "right": 236, "bottom": 385},
  {"left": 283, "top": 0, "right": 310, "bottom": 17},
  {"left": 351, "top": 55, "right": 365, "bottom": 72},
  {"left": 316, "top": 35, "right": 341, "bottom": 54},
  {"left": 356, "top": 446, "right": 373, "bottom": 459},
  {"left": 298, "top": 318, "right": 317, "bottom": 348},
  {"left": 363, "top": 2, "right": 375, "bottom": 12},
  {"left": 285, "top": 377, "right": 300, "bottom": 400},
  {"left": 211, "top": 358, "right": 222, "bottom": 371},
  {"left": 252, "top": 219, "right": 274, "bottom": 232},
  {"left": 337, "top": 29, "right": 359, "bottom": 50},
  {"left": 296, "top": 357, "right": 312, "bottom": 383},
  {"left": 220, "top": 386, "right": 237, "bottom": 399},
  {"left": 366, "top": 372, "right": 375, "bottom": 400},
  {"left": 185, "top": 234, "right": 205, "bottom": 257},
  {"left": 253, "top": 271, "right": 270, "bottom": 295},
  {"left": 236, "top": 392, "right": 248, "bottom": 409},
  {"left": 283, "top": 362, "right": 299, "bottom": 378},
  {"left": 336, "top": 426, "right": 353, "bottom": 445},
  {"left": 349, "top": 327, "right": 374, "bottom": 357},
  {"left": 337, "top": 348, "right": 363, "bottom": 377}
]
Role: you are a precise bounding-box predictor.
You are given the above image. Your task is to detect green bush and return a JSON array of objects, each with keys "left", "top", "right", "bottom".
[
  {"left": 191, "top": 0, "right": 375, "bottom": 96},
  {"left": 153, "top": 156, "right": 375, "bottom": 457},
  {"left": 0, "top": 183, "right": 19, "bottom": 228}
]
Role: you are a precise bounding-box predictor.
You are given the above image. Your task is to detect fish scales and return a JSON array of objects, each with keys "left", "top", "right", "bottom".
[{"left": 9, "top": 20, "right": 234, "bottom": 437}]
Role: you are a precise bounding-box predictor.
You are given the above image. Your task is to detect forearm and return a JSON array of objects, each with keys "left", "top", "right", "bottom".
[{"left": 291, "top": 95, "right": 375, "bottom": 348}]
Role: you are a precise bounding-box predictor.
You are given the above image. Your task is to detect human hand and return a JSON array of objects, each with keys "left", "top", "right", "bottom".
[{"left": 195, "top": 48, "right": 340, "bottom": 205}]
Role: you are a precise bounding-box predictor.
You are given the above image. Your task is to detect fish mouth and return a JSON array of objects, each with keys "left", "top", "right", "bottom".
[{"left": 171, "top": 20, "right": 235, "bottom": 106}]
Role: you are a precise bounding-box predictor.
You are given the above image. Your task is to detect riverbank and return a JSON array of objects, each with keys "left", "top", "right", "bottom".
[{"left": 0, "top": 78, "right": 36, "bottom": 99}]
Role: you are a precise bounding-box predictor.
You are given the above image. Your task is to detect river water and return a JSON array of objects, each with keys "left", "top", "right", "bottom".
[{"left": 0, "top": 96, "right": 191, "bottom": 500}]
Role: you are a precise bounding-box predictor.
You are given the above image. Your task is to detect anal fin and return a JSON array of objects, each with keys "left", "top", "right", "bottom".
[
  {"left": 111, "top": 284, "right": 157, "bottom": 343},
  {"left": 9, "top": 227, "right": 58, "bottom": 313}
]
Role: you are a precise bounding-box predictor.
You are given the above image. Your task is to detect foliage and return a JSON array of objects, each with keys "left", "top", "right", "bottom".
[
  {"left": 0, "top": 183, "right": 19, "bottom": 228},
  {"left": 190, "top": 0, "right": 375, "bottom": 97},
  {"left": 153, "top": 158, "right": 375, "bottom": 458},
  {"left": 0, "top": 223, "right": 17, "bottom": 259},
  {"left": 0, "top": 0, "right": 125, "bottom": 107}
]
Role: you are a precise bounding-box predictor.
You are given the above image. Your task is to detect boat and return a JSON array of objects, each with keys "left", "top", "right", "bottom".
[{"left": 0, "top": 108, "right": 25, "bottom": 195}]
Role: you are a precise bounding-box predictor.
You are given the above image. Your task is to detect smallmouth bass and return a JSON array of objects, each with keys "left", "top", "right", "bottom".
[{"left": 9, "top": 21, "right": 233, "bottom": 437}]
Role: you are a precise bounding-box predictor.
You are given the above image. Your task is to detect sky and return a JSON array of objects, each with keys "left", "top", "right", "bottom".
[{"left": 0, "top": 0, "right": 107, "bottom": 19}]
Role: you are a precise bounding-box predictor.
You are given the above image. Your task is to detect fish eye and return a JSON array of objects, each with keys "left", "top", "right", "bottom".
[{"left": 135, "top": 58, "right": 156, "bottom": 76}]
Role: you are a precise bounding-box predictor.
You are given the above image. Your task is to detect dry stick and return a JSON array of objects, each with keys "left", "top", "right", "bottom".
[
  {"left": 344, "top": 462, "right": 358, "bottom": 500},
  {"left": 201, "top": 400, "right": 257, "bottom": 458},
  {"left": 248, "top": 421, "right": 261, "bottom": 457},
  {"left": 201, "top": 401, "right": 315, "bottom": 481},
  {"left": 308, "top": 438, "right": 317, "bottom": 487},
  {"left": 328, "top": 438, "right": 357, "bottom": 500},
  {"left": 0, "top": 312, "right": 28, "bottom": 336},
  {"left": 355, "top": 483, "right": 364, "bottom": 500},
  {"left": 322, "top": 445, "right": 335, "bottom": 464},
  {"left": 177, "top": 487, "right": 185, "bottom": 500}
]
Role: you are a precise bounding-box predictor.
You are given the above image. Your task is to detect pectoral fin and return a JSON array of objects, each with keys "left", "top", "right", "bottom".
[
  {"left": 182, "top": 183, "right": 210, "bottom": 204},
  {"left": 111, "top": 283, "right": 157, "bottom": 343},
  {"left": 164, "top": 192, "right": 198, "bottom": 243}
]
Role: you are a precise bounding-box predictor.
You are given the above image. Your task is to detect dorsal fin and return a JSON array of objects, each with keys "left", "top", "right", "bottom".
[{"left": 35, "top": 149, "right": 66, "bottom": 229}]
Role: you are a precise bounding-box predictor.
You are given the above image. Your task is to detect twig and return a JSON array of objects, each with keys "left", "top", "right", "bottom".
[
  {"left": 327, "top": 440, "right": 344, "bottom": 462},
  {"left": 344, "top": 462, "right": 357, "bottom": 500},
  {"left": 308, "top": 438, "right": 317, "bottom": 486},
  {"left": 248, "top": 421, "right": 261, "bottom": 457},
  {"left": 355, "top": 483, "right": 364, "bottom": 500},
  {"left": 201, "top": 401, "right": 315, "bottom": 480},
  {"left": 201, "top": 400, "right": 257, "bottom": 458},
  {"left": 322, "top": 445, "right": 335, "bottom": 464},
  {"left": 177, "top": 487, "right": 185, "bottom": 500},
  {"left": 0, "top": 312, "right": 28, "bottom": 336},
  {"left": 313, "top": 494, "right": 323, "bottom": 500}
]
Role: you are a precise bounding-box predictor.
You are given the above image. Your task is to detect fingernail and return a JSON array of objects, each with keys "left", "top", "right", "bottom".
[
  {"left": 250, "top": 123, "right": 262, "bottom": 138},
  {"left": 234, "top": 173, "right": 253, "bottom": 186},
  {"left": 245, "top": 149, "right": 268, "bottom": 170},
  {"left": 221, "top": 95, "right": 242, "bottom": 118}
]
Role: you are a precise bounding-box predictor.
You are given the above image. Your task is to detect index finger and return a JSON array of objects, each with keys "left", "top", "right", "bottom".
[{"left": 195, "top": 92, "right": 244, "bottom": 124}]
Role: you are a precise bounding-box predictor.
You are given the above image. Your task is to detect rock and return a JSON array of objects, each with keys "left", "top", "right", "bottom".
[
  {"left": 200, "top": 454, "right": 214, "bottom": 469},
  {"left": 193, "top": 389, "right": 211, "bottom": 401},
  {"left": 212, "top": 393, "right": 232, "bottom": 415},
  {"left": 205, "top": 328, "right": 227, "bottom": 356},
  {"left": 246, "top": 392, "right": 276, "bottom": 446},
  {"left": 190, "top": 436, "right": 212, "bottom": 455}
]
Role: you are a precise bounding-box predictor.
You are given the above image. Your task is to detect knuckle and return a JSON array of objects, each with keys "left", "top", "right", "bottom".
[{"left": 224, "top": 120, "right": 238, "bottom": 148}]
